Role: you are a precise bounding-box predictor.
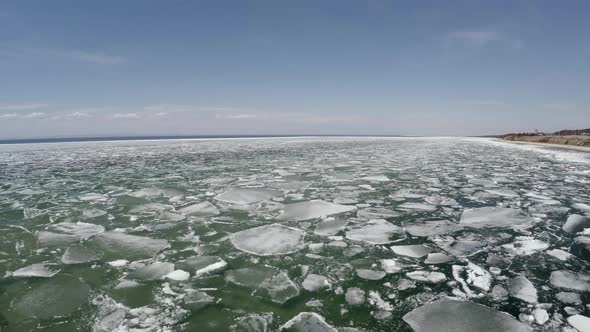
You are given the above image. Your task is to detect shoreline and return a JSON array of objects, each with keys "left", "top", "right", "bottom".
[
  {"left": 501, "top": 135, "right": 590, "bottom": 149},
  {"left": 497, "top": 137, "right": 590, "bottom": 153}
]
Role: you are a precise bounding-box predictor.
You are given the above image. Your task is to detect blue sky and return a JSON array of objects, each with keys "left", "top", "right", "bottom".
[{"left": 1, "top": 0, "right": 589, "bottom": 138}]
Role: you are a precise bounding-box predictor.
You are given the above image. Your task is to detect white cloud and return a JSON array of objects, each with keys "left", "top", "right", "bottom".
[
  {"left": 71, "top": 51, "right": 126, "bottom": 65},
  {"left": 446, "top": 31, "right": 500, "bottom": 47},
  {"left": 0, "top": 103, "right": 48, "bottom": 111},
  {"left": 66, "top": 111, "right": 91, "bottom": 118},
  {"left": 0, "top": 113, "right": 19, "bottom": 119},
  {"left": 219, "top": 114, "right": 258, "bottom": 119},
  {"left": 112, "top": 113, "right": 140, "bottom": 119},
  {"left": 35, "top": 48, "right": 126, "bottom": 65},
  {"left": 445, "top": 30, "right": 523, "bottom": 50},
  {"left": 154, "top": 112, "right": 169, "bottom": 117},
  {"left": 23, "top": 112, "right": 47, "bottom": 118}
]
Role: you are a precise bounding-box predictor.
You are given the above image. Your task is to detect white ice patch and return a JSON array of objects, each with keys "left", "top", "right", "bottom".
[
  {"left": 12, "top": 263, "right": 60, "bottom": 278},
  {"left": 550, "top": 270, "right": 590, "bottom": 291},
  {"left": 403, "top": 298, "right": 529, "bottom": 332},
  {"left": 177, "top": 201, "right": 220, "bottom": 216},
  {"left": 280, "top": 312, "right": 337, "bottom": 332},
  {"left": 391, "top": 244, "right": 432, "bottom": 258},
  {"left": 231, "top": 224, "right": 305, "bottom": 256},
  {"left": 214, "top": 188, "right": 280, "bottom": 205},
  {"left": 508, "top": 275, "right": 538, "bottom": 303},
  {"left": 460, "top": 207, "right": 533, "bottom": 229},
  {"left": 278, "top": 200, "right": 357, "bottom": 221},
  {"left": 345, "top": 219, "right": 405, "bottom": 245},
  {"left": 92, "top": 231, "right": 169, "bottom": 260},
  {"left": 501, "top": 237, "right": 549, "bottom": 256}
]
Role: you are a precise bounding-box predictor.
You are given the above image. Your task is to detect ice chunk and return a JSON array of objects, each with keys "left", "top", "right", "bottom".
[
  {"left": 508, "top": 275, "right": 537, "bottom": 303},
  {"left": 546, "top": 249, "right": 573, "bottom": 261},
  {"left": 404, "top": 220, "right": 462, "bottom": 237},
  {"left": 402, "top": 298, "right": 529, "bottom": 332},
  {"left": 280, "top": 312, "right": 338, "bottom": 332},
  {"left": 380, "top": 258, "right": 402, "bottom": 273},
  {"left": 302, "top": 274, "right": 331, "bottom": 292},
  {"left": 177, "top": 201, "right": 220, "bottom": 216},
  {"left": 345, "top": 287, "right": 365, "bottom": 305},
  {"left": 573, "top": 203, "right": 590, "bottom": 213},
  {"left": 12, "top": 263, "right": 60, "bottom": 278},
  {"left": 453, "top": 263, "right": 492, "bottom": 297},
  {"left": 278, "top": 200, "right": 357, "bottom": 221},
  {"left": 345, "top": 219, "right": 405, "bottom": 244},
  {"left": 556, "top": 292, "right": 582, "bottom": 305},
  {"left": 314, "top": 219, "right": 348, "bottom": 236},
  {"left": 215, "top": 188, "right": 280, "bottom": 205},
  {"left": 406, "top": 271, "right": 446, "bottom": 284},
  {"left": 460, "top": 207, "right": 533, "bottom": 229},
  {"left": 563, "top": 214, "right": 590, "bottom": 233},
  {"left": 12, "top": 275, "right": 91, "bottom": 319},
  {"left": 37, "top": 222, "right": 105, "bottom": 247},
  {"left": 357, "top": 207, "right": 400, "bottom": 219},
  {"left": 61, "top": 244, "right": 102, "bottom": 264},
  {"left": 424, "top": 253, "right": 454, "bottom": 265},
  {"left": 550, "top": 270, "right": 590, "bottom": 291},
  {"left": 391, "top": 244, "right": 432, "bottom": 258},
  {"left": 361, "top": 175, "right": 390, "bottom": 182},
  {"left": 433, "top": 237, "right": 486, "bottom": 257},
  {"left": 356, "top": 269, "right": 386, "bottom": 280},
  {"left": 259, "top": 272, "right": 299, "bottom": 304},
  {"left": 164, "top": 269, "right": 190, "bottom": 281},
  {"left": 183, "top": 290, "right": 215, "bottom": 311},
  {"left": 532, "top": 308, "right": 549, "bottom": 325},
  {"left": 92, "top": 231, "right": 169, "bottom": 260},
  {"left": 231, "top": 224, "right": 305, "bottom": 256},
  {"left": 568, "top": 315, "right": 590, "bottom": 332},
  {"left": 225, "top": 266, "right": 277, "bottom": 288},
  {"left": 235, "top": 313, "right": 272, "bottom": 332},
  {"left": 397, "top": 202, "right": 437, "bottom": 212},
  {"left": 501, "top": 237, "right": 549, "bottom": 256},
  {"left": 83, "top": 208, "right": 107, "bottom": 219},
  {"left": 177, "top": 256, "right": 227, "bottom": 277},
  {"left": 571, "top": 236, "right": 590, "bottom": 262},
  {"left": 128, "top": 262, "right": 175, "bottom": 281}
]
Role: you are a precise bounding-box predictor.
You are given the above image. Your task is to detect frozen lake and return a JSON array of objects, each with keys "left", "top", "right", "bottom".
[{"left": 0, "top": 137, "right": 589, "bottom": 331}]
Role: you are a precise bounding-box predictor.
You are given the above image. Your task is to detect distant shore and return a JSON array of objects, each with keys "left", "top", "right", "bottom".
[{"left": 501, "top": 134, "right": 590, "bottom": 148}]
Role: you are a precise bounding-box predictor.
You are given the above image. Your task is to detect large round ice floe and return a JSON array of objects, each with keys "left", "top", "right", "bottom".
[
  {"left": 345, "top": 219, "right": 405, "bottom": 245},
  {"left": 278, "top": 200, "right": 357, "bottom": 221},
  {"left": 460, "top": 207, "right": 533, "bottom": 229},
  {"left": 231, "top": 224, "right": 305, "bottom": 256},
  {"left": 37, "top": 222, "right": 105, "bottom": 247},
  {"left": 402, "top": 298, "right": 530, "bottom": 332},
  {"left": 91, "top": 231, "right": 169, "bottom": 260},
  {"left": 214, "top": 188, "right": 281, "bottom": 205},
  {"left": 12, "top": 275, "right": 91, "bottom": 320}
]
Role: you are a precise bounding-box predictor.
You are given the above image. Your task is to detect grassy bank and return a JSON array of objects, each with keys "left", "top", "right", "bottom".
[{"left": 501, "top": 135, "right": 590, "bottom": 147}]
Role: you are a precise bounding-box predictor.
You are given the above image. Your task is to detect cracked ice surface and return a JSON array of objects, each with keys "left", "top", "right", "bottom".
[{"left": 0, "top": 137, "right": 589, "bottom": 331}]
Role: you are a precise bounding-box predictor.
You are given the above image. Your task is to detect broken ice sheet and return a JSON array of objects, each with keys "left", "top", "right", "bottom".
[
  {"left": 460, "top": 207, "right": 533, "bottom": 229},
  {"left": 37, "top": 222, "right": 105, "bottom": 247},
  {"left": 90, "top": 231, "right": 169, "bottom": 260},
  {"left": 345, "top": 219, "right": 405, "bottom": 244},
  {"left": 278, "top": 200, "right": 357, "bottom": 221},
  {"left": 403, "top": 298, "right": 529, "bottom": 332},
  {"left": 214, "top": 188, "right": 281, "bottom": 205},
  {"left": 11, "top": 275, "right": 91, "bottom": 319},
  {"left": 12, "top": 263, "right": 60, "bottom": 278},
  {"left": 404, "top": 219, "right": 463, "bottom": 237},
  {"left": 231, "top": 224, "right": 305, "bottom": 256}
]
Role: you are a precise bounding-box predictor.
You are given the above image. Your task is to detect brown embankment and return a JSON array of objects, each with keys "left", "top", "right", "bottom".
[{"left": 501, "top": 135, "right": 590, "bottom": 147}]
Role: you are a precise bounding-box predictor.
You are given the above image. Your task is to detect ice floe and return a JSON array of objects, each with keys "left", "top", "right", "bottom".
[
  {"left": 280, "top": 312, "right": 337, "bottom": 332},
  {"left": 508, "top": 275, "right": 538, "bottom": 303},
  {"left": 345, "top": 219, "right": 405, "bottom": 244},
  {"left": 460, "top": 207, "right": 533, "bottom": 229},
  {"left": 278, "top": 200, "right": 357, "bottom": 221},
  {"left": 402, "top": 298, "right": 530, "bottom": 332},
  {"left": 404, "top": 220, "right": 462, "bottom": 237},
  {"left": 550, "top": 270, "right": 590, "bottom": 291},
  {"left": 231, "top": 224, "right": 305, "bottom": 256},
  {"left": 302, "top": 274, "right": 331, "bottom": 292},
  {"left": 12, "top": 263, "right": 60, "bottom": 278},
  {"left": 61, "top": 244, "right": 102, "bottom": 264},
  {"left": 92, "top": 231, "right": 169, "bottom": 260},
  {"left": 176, "top": 255, "right": 227, "bottom": 277},
  {"left": 391, "top": 244, "right": 432, "bottom": 258}
]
